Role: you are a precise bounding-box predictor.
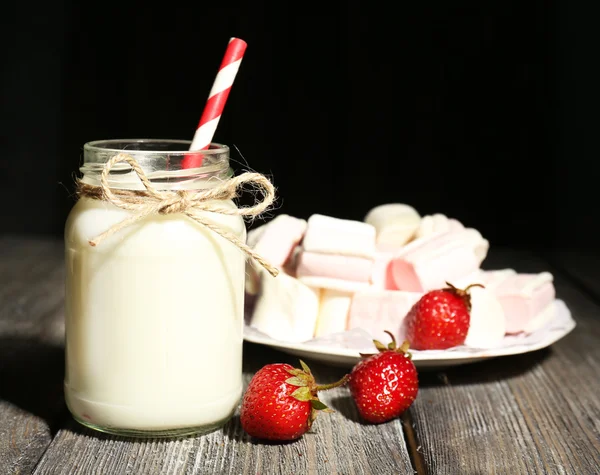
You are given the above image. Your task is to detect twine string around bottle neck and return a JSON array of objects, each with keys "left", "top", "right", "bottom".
[{"left": 76, "top": 153, "right": 279, "bottom": 277}]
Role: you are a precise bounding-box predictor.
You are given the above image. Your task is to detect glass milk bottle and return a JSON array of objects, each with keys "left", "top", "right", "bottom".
[{"left": 64, "top": 139, "right": 260, "bottom": 437}]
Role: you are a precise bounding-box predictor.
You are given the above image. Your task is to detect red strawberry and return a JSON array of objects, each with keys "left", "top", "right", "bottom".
[
  {"left": 349, "top": 332, "right": 419, "bottom": 424},
  {"left": 404, "top": 282, "right": 483, "bottom": 350},
  {"left": 240, "top": 360, "right": 348, "bottom": 441}
]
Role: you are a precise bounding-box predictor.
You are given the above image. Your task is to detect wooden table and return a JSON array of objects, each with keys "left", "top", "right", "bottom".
[{"left": 1, "top": 237, "right": 599, "bottom": 474}]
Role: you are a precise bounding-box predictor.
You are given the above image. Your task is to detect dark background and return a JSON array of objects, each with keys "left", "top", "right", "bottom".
[{"left": 1, "top": 1, "right": 598, "bottom": 254}]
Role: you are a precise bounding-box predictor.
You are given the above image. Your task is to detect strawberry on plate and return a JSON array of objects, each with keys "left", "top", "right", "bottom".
[
  {"left": 404, "top": 282, "right": 483, "bottom": 350},
  {"left": 240, "top": 360, "right": 348, "bottom": 441},
  {"left": 349, "top": 332, "right": 419, "bottom": 424}
]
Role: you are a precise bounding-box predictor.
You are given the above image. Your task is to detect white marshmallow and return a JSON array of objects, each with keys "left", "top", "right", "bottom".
[
  {"left": 415, "top": 213, "right": 464, "bottom": 239},
  {"left": 364, "top": 203, "right": 421, "bottom": 250},
  {"left": 478, "top": 269, "right": 517, "bottom": 290},
  {"left": 464, "top": 286, "right": 507, "bottom": 349},
  {"left": 461, "top": 228, "right": 490, "bottom": 266},
  {"left": 250, "top": 272, "right": 320, "bottom": 343},
  {"left": 302, "top": 214, "right": 377, "bottom": 259},
  {"left": 449, "top": 270, "right": 486, "bottom": 289},
  {"left": 297, "top": 275, "right": 371, "bottom": 293},
  {"left": 314, "top": 289, "right": 352, "bottom": 338},
  {"left": 522, "top": 301, "right": 556, "bottom": 334}
]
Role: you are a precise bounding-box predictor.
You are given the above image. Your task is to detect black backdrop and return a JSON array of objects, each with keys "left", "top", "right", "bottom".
[{"left": 2, "top": 1, "right": 598, "bottom": 253}]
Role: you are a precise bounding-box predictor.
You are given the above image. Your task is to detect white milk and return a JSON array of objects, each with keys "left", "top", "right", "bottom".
[{"left": 64, "top": 196, "right": 246, "bottom": 434}]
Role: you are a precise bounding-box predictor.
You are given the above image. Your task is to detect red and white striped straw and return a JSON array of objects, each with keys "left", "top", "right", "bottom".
[{"left": 183, "top": 37, "right": 247, "bottom": 169}]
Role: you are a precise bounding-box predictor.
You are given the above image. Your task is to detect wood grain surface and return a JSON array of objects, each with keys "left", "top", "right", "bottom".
[
  {"left": 32, "top": 346, "right": 414, "bottom": 475},
  {"left": 1, "top": 238, "right": 599, "bottom": 475},
  {"left": 407, "top": 250, "right": 600, "bottom": 475},
  {"left": 0, "top": 238, "right": 67, "bottom": 474}
]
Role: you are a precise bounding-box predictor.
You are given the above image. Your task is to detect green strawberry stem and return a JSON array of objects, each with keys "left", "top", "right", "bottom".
[
  {"left": 359, "top": 332, "right": 413, "bottom": 359},
  {"left": 288, "top": 361, "right": 349, "bottom": 405},
  {"left": 384, "top": 330, "right": 397, "bottom": 347},
  {"left": 285, "top": 361, "right": 350, "bottom": 425},
  {"left": 444, "top": 281, "right": 485, "bottom": 311},
  {"left": 315, "top": 373, "right": 350, "bottom": 392}
]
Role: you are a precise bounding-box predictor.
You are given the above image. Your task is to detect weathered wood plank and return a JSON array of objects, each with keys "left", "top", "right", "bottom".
[
  {"left": 407, "top": 249, "right": 600, "bottom": 475},
  {"left": 543, "top": 249, "right": 600, "bottom": 301},
  {"left": 7, "top": 238, "right": 600, "bottom": 474},
  {"left": 33, "top": 344, "right": 415, "bottom": 474},
  {"left": 0, "top": 237, "right": 68, "bottom": 474}
]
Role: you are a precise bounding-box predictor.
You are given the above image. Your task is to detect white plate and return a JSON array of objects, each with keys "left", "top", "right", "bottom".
[{"left": 244, "top": 300, "right": 576, "bottom": 370}]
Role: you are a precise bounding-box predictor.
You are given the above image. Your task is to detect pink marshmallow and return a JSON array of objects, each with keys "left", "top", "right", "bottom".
[
  {"left": 482, "top": 271, "right": 556, "bottom": 334},
  {"left": 245, "top": 215, "right": 307, "bottom": 295},
  {"left": 348, "top": 290, "right": 423, "bottom": 343},
  {"left": 390, "top": 230, "right": 480, "bottom": 292},
  {"left": 252, "top": 215, "right": 307, "bottom": 268},
  {"left": 295, "top": 215, "right": 377, "bottom": 291},
  {"left": 369, "top": 251, "right": 399, "bottom": 290}
]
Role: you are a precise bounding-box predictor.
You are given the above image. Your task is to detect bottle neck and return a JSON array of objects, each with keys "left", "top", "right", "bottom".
[
  {"left": 80, "top": 164, "right": 233, "bottom": 191},
  {"left": 81, "top": 139, "right": 232, "bottom": 191}
]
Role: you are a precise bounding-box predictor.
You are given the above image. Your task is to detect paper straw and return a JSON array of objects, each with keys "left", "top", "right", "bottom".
[{"left": 183, "top": 37, "right": 247, "bottom": 169}]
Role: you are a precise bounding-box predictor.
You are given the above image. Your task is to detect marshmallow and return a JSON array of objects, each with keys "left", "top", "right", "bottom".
[
  {"left": 477, "top": 269, "right": 516, "bottom": 289},
  {"left": 480, "top": 270, "right": 556, "bottom": 334},
  {"left": 249, "top": 272, "right": 320, "bottom": 343},
  {"left": 245, "top": 267, "right": 262, "bottom": 296},
  {"left": 296, "top": 214, "right": 377, "bottom": 291},
  {"left": 390, "top": 230, "right": 481, "bottom": 292},
  {"left": 415, "top": 213, "right": 464, "bottom": 239},
  {"left": 364, "top": 204, "right": 421, "bottom": 250},
  {"left": 464, "top": 286, "right": 506, "bottom": 348},
  {"left": 296, "top": 276, "right": 371, "bottom": 293},
  {"left": 448, "top": 270, "right": 486, "bottom": 289},
  {"left": 370, "top": 251, "right": 399, "bottom": 290},
  {"left": 461, "top": 229, "right": 490, "bottom": 266},
  {"left": 282, "top": 245, "right": 303, "bottom": 277},
  {"left": 296, "top": 251, "right": 373, "bottom": 283},
  {"left": 245, "top": 225, "right": 267, "bottom": 295},
  {"left": 314, "top": 289, "right": 352, "bottom": 338},
  {"left": 522, "top": 301, "right": 556, "bottom": 334},
  {"left": 348, "top": 290, "right": 423, "bottom": 343},
  {"left": 302, "top": 214, "right": 377, "bottom": 259},
  {"left": 250, "top": 215, "right": 307, "bottom": 268},
  {"left": 244, "top": 215, "right": 307, "bottom": 295},
  {"left": 415, "top": 215, "right": 488, "bottom": 266},
  {"left": 246, "top": 223, "right": 267, "bottom": 248}
]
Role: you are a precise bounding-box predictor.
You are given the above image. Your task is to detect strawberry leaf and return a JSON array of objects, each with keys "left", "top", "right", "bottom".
[
  {"left": 299, "top": 360, "right": 312, "bottom": 375},
  {"left": 310, "top": 399, "right": 329, "bottom": 411},
  {"left": 286, "top": 376, "right": 308, "bottom": 387},
  {"left": 399, "top": 340, "right": 411, "bottom": 354},
  {"left": 291, "top": 386, "right": 312, "bottom": 401},
  {"left": 373, "top": 340, "right": 387, "bottom": 352},
  {"left": 286, "top": 368, "right": 305, "bottom": 376}
]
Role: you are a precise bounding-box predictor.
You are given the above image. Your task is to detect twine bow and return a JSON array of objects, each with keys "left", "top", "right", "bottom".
[{"left": 77, "top": 153, "right": 279, "bottom": 277}]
